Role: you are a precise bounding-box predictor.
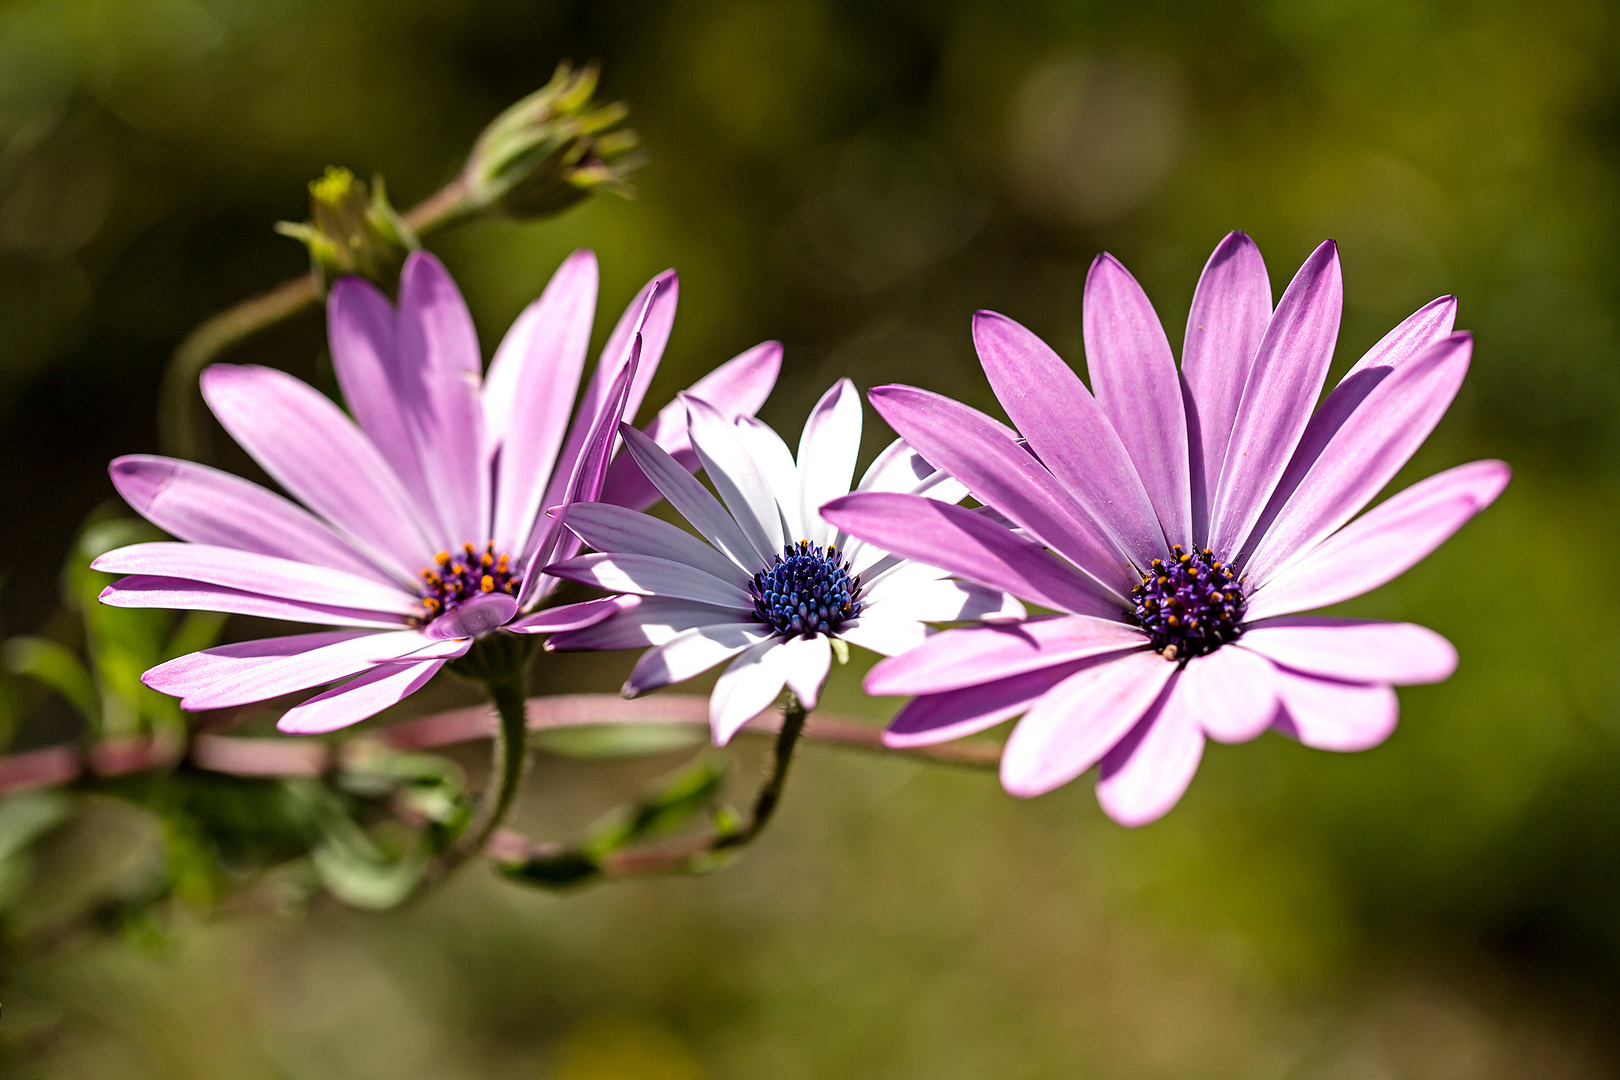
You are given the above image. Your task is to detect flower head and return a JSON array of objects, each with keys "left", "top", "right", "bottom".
[
  {"left": 823, "top": 233, "right": 1508, "bottom": 825},
  {"left": 98, "top": 250, "right": 780, "bottom": 733},
  {"left": 540, "top": 379, "right": 1022, "bottom": 744}
]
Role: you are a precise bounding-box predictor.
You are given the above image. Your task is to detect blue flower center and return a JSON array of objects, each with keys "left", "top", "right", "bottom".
[
  {"left": 1129, "top": 544, "right": 1246, "bottom": 660},
  {"left": 750, "top": 540, "right": 864, "bottom": 640},
  {"left": 416, "top": 542, "right": 521, "bottom": 625}
]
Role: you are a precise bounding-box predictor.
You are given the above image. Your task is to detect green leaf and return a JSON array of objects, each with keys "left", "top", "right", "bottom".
[
  {"left": 0, "top": 791, "right": 74, "bottom": 909},
  {"left": 163, "top": 611, "right": 228, "bottom": 660},
  {"left": 585, "top": 757, "right": 728, "bottom": 856},
  {"left": 3, "top": 635, "right": 100, "bottom": 723},
  {"left": 531, "top": 722, "right": 706, "bottom": 759}
]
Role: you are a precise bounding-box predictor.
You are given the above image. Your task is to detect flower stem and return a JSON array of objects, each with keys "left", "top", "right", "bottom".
[
  {"left": 457, "top": 663, "right": 531, "bottom": 860},
  {"left": 716, "top": 693, "right": 807, "bottom": 851}
]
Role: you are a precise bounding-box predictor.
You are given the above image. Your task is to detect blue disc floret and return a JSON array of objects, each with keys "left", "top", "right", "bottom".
[
  {"left": 1130, "top": 544, "right": 1245, "bottom": 660},
  {"left": 750, "top": 540, "right": 863, "bottom": 639}
]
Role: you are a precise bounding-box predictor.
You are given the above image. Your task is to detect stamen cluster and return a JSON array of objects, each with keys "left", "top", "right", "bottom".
[
  {"left": 1130, "top": 544, "right": 1245, "bottom": 660},
  {"left": 750, "top": 540, "right": 863, "bottom": 640},
  {"left": 416, "top": 542, "right": 521, "bottom": 624}
]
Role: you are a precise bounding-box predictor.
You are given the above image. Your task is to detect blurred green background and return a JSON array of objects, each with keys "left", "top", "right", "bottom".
[{"left": 3, "top": 0, "right": 1620, "bottom": 1075}]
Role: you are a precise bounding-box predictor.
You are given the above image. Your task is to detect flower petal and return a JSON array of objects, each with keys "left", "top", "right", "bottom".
[
  {"left": 173, "top": 629, "right": 450, "bottom": 710},
  {"left": 200, "top": 364, "right": 432, "bottom": 579},
  {"left": 685, "top": 394, "right": 786, "bottom": 562},
  {"left": 1182, "top": 231, "right": 1271, "bottom": 541},
  {"left": 835, "top": 614, "right": 929, "bottom": 657},
  {"left": 883, "top": 658, "right": 1096, "bottom": 748},
  {"left": 486, "top": 249, "right": 599, "bottom": 554},
  {"left": 971, "top": 312, "right": 1162, "bottom": 571},
  {"left": 1000, "top": 650, "right": 1177, "bottom": 798},
  {"left": 615, "top": 424, "right": 761, "bottom": 571},
  {"left": 862, "top": 576, "right": 1025, "bottom": 624},
  {"left": 710, "top": 639, "right": 788, "bottom": 745},
  {"left": 277, "top": 659, "right": 448, "bottom": 735},
  {"left": 99, "top": 576, "right": 410, "bottom": 628},
  {"left": 780, "top": 634, "right": 832, "bottom": 709},
  {"left": 598, "top": 341, "right": 783, "bottom": 512},
  {"left": 92, "top": 542, "right": 420, "bottom": 616},
  {"left": 735, "top": 416, "right": 804, "bottom": 542},
  {"left": 1175, "top": 645, "right": 1277, "bottom": 744},
  {"left": 797, "top": 379, "right": 863, "bottom": 548},
  {"left": 424, "top": 593, "right": 517, "bottom": 640},
  {"left": 1206, "top": 239, "right": 1341, "bottom": 558},
  {"left": 564, "top": 502, "right": 751, "bottom": 587},
  {"left": 508, "top": 595, "right": 636, "bottom": 635},
  {"left": 868, "top": 381, "right": 1137, "bottom": 594},
  {"left": 866, "top": 615, "right": 1145, "bottom": 696},
  {"left": 625, "top": 623, "right": 767, "bottom": 696},
  {"left": 1095, "top": 677, "right": 1205, "bottom": 827},
  {"left": 821, "top": 492, "right": 1126, "bottom": 618},
  {"left": 548, "top": 596, "right": 745, "bottom": 651},
  {"left": 545, "top": 552, "right": 753, "bottom": 609},
  {"left": 1242, "top": 459, "right": 1510, "bottom": 620},
  {"left": 110, "top": 455, "right": 388, "bottom": 583},
  {"left": 143, "top": 630, "right": 368, "bottom": 698},
  {"left": 1239, "top": 617, "right": 1456, "bottom": 685},
  {"left": 1245, "top": 332, "right": 1472, "bottom": 581},
  {"left": 394, "top": 251, "right": 489, "bottom": 549},
  {"left": 1270, "top": 667, "right": 1398, "bottom": 751},
  {"left": 1082, "top": 254, "right": 1192, "bottom": 548}
]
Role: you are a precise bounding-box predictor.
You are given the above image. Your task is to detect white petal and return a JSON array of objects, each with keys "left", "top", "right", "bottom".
[
  {"left": 624, "top": 623, "right": 768, "bottom": 696},
  {"left": 837, "top": 615, "right": 929, "bottom": 657},
  {"left": 779, "top": 634, "right": 832, "bottom": 709},
  {"left": 618, "top": 425, "right": 760, "bottom": 572},
  {"left": 564, "top": 502, "right": 750, "bottom": 587},
  {"left": 797, "top": 379, "right": 863, "bottom": 548},
  {"left": 735, "top": 416, "right": 804, "bottom": 541},
  {"left": 685, "top": 395, "right": 785, "bottom": 561},
  {"left": 710, "top": 639, "right": 788, "bottom": 745}
]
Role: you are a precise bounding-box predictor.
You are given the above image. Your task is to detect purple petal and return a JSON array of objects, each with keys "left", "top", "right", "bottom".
[
  {"left": 545, "top": 552, "right": 752, "bottom": 609},
  {"left": 277, "top": 659, "right": 448, "bottom": 735},
  {"left": 327, "top": 277, "right": 433, "bottom": 510},
  {"left": 1245, "top": 332, "right": 1472, "bottom": 581},
  {"left": 779, "top": 634, "right": 832, "bottom": 710},
  {"left": 565, "top": 502, "right": 749, "bottom": 587},
  {"left": 1206, "top": 240, "right": 1342, "bottom": 558},
  {"left": 883, "top": 658, "right": 1097, "bottom": 748},
  {"left": 99, "top": 576, "right": 410, "bottom": 628},
  {"left": 613, "top": 424, "right": 760, "bottom": 571},
  {"left": 866, "top": 615, "right": 1145, "bottom": 696},
  {"left": 822, "top": 492, "right": 1126, "bottom": 619},
  {"left": 866, "top": 384, "right": 1138, "bottom": 594},
  {"left": 1242, "top": 459, "right": 1510, "bottom": 621},
  {"left": 1176, "top": 645, "right": 1276, "bottom": 744},
  {"left": 1082, "top": 255, "right": 1192, "bottom": 548},
  {"left": 625, "top": 623, "right": 767, "bottom": 696},
  {"left": 598, "top": 341, "right": 783, "bottom": 512},
  {"left": 200, "top": 364, "right": 433, "bottom": 579},
  {"left": 110, "top": 455, "right": 388, "bottom": 582},
  {"left": 547, "top": 596, "right": 743, "bottom": 651},
  {"left": 798, "top": 379, "right": 863, "bottom": 547},
  {"left": 1181, "top": 231, "right": 1271, "bottom": 542},
  {"left": 143, "top": 630, "right": 368, "bottom": 698},
  {"left": 1270, "top": 668, "right": 1398, "bottom": 752},
  {"left": 424, "top": 593, "right": 518, "bottom": 640},
  {"left": 507, "top": 595, "right": 635, "bottom": 635},
  {"left": 172, "top": 629, "right": 448, "bottom": 710},
  {"left": 487, "top": 249, "right": 599, "bottom": 554},
  {"left": 1095, "top": 675, "right": 1205, "bottom": 827},
  {"left": 971, "top": 313, "right": 1163, "bottom": 569},
  {"left": 710, "top": 639, "right": 787, "bottom": 746},
  {"left": 92, "top": 542, "right": 420, "bottom": 616},
  {"left": 1000, "top": 649, "right": 1177, "bottom": 798},
  {"left": 1239, "top": 617, "right": 1456, "bottom": 685}
]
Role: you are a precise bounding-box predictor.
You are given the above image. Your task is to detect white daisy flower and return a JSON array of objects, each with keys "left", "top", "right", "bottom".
[{"left": 539, "top": 379, "right": 1023, "bottom": 742}]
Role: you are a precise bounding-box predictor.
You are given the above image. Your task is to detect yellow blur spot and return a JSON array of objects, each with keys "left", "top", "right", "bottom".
[{"left": 552, "top": 1016, "right": 707, "bottom": 1080}]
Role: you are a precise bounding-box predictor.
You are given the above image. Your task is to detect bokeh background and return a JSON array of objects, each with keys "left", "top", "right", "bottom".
[{"left": 3, "top": 0, "right": 1620, "bottom": 1076}]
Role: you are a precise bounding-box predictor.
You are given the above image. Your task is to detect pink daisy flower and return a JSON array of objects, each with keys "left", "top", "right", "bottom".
[
  {"left": 96, "top": 250, "right": 779, "bottom": 734},
  {"left": 822, "top": 232, "right": 1509, "bottom": 826}
]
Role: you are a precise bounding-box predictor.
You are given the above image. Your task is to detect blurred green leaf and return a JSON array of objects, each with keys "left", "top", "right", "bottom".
[
  {"left": 3, "top": 635, "right": 99, "bottom": 723},
  {"left": 531, "top": 722, "right": 707, "bottom": 759},
  {"left": 0, "top": 791, "right": 73, "bottom": 910},
  {"left": 162, "top": 611, "right": 227, "bottom": 662},
  {"left": 585, "top": 757, "right": 729, "bottom": 858}
]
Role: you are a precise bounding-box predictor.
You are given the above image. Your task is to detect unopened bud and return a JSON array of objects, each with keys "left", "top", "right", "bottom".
[
  {"left": 461, "top": 61, "right": 644, "bottom": 219},
  {"left": 276, "top": 167, "right": 419, "bottom": 296}
]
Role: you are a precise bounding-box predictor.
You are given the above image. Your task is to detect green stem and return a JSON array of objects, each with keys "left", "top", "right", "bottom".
[{"left": 457, "top": 666, "right": 531, "bottom": 859}]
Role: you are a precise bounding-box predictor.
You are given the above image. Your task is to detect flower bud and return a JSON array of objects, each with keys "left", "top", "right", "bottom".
[
  {"left": 460, "top": 61, "right": 644, "bottom": 219},
  {"left": 276, "top": 167, "right": 419, "bottom": 296}
]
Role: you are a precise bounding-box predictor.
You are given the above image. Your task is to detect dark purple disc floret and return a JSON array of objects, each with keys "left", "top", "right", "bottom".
[
  {"left": 1129, "top": 544, "right": 1246, "bottom": 660},
  {"left": 751, "top": 540, "right": 863, "bottom": 639}
]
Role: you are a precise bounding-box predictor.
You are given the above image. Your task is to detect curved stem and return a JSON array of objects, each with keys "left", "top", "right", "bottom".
[
  {"left": 455, "top": 667, "right": 531, "bottom": 860},
  {"left": 717, "top": 693, "right": 806, "bottom": 850}
]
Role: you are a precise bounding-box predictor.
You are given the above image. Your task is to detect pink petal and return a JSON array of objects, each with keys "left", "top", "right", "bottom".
[
  {"left": 92, "top": 542, "right": 420, "bottom": 616},
  {"left": 486, "top": 249, "right": 599, "bottom": 554},
  {"left": 1095, "top": 676, "right": 1205, "bottom": 826},
  {"left": 1270, "top": 667, "right": 1398, "bottom": 752},
  {"left": 424, "top": 593, "right": 518, "bottom": 640},
  {"left": 200, "top": 363, "right": 433, "bottom": 579},
  {"left": 1239, "top": 617, "right": 1456, "bottom": 685},
  {"left": 710, "top": 639, "right": 788, "bottom": 746},
  {"left": 1082, "top": 254, "right": 1192, "bottom": 548},
  {"left": 507, "top": 595, "right": 635, "bottom": 636},
  {"left": 1181, "top": 231, "right": 1271, "bottom": 541},
  {"left": 999, "top": 650, "right": 1177, "bottom": 798},
  {"left": 883, "top": 656, "right": 1100, "bottom": 749},
  {"left": 598, "top": 341, "right": 783, "bottom": 512},
  {"left": 1175, "top": 645, "right": 1277, "bottom": 744},
  {"left": 865, "top": 384, "right": 1138, "bottom": 594},
  {"left": 971, "top": 312, "right": 1164, "bottom": 569},
  {"left": 110, "top": 455, "right": 387, "bottom": 582},
  {"left": 865, "top": 614, "right": 1145, "bottom": 696},
  {"left": 1206, "top": 240, "right": 1341, "bottom": 558},
  {"left": 1242, "top": 459, "right": 1510, "bottom": 621},
  {"left": 172, "top": 629, "right": 452, "bottom": 710},
  {"left": 1244, "top": 332, "right": 1472, "bottom": 580},
  {"left": 545, "top": 551, "right": 752, "bottom": 609},
  {"left": 99, "top": 576, "right": 410, "bottom": 629},
  {"left": 143, "top": 630, "right": 368, "bottom": 698},
  {"left": 821, "top": 492, "right": 1128, "bottom": 618},
  {"left": 277, "top": 659, "right": 447, "bottom": 735}
]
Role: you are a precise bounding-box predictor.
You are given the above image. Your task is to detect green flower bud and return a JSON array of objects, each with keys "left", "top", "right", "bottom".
[
  {"left": 276, "top": 167, "right": 419, "bottom": 296},
  {"left": 461, "top": 61, "right": 644, "bottom": 220}
]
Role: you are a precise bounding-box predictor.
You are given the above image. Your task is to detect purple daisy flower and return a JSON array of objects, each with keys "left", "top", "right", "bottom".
[
  {"left": 539, "top": 379, "right": 1022, "bottom": 744},
  {"left": 97, "top": 250, "right": 780, "bottom": 734},
  {"left": 822, "top": 232, "right": 1509, "bottom": 825}
]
